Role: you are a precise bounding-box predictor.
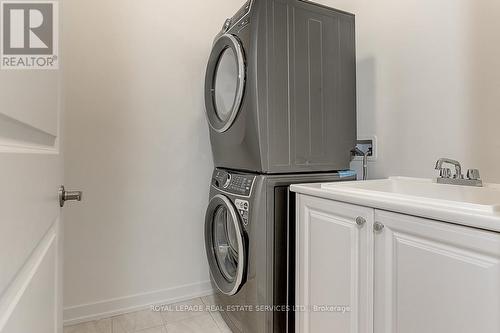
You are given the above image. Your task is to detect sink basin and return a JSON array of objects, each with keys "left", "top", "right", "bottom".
[{"left": 321, "top": 177, "right": 500, "bottom": 213}]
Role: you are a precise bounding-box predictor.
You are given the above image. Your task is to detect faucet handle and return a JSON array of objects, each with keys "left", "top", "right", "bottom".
[
  {"left": 439, "top": 168, "right": 452, "bottom": 179},
  {"left": 467, "top": 169, "right": 481, "bottom": 181}
]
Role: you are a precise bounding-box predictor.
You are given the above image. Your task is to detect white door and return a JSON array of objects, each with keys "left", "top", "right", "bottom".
[
  {"left": 0, "top": 12, "right": 64, "bottom": 333},
  {"left": 374, "top": 210, "right": 500, "bottom": 333},
  {"left": 296, "top": 195, "right": 374, "bottom": 333}
]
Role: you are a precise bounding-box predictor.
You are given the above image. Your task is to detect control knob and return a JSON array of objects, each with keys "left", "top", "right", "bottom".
[{"left": 222, "top": 173, "right": 232, "bottom": 189}]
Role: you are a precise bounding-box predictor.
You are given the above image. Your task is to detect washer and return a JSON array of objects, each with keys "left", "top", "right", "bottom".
[
  {"left": 205, "top": 168, "right": 355, "bottom": 332},
  {"left": 204, "top": 0, "right": 357, "bottom": 174}
]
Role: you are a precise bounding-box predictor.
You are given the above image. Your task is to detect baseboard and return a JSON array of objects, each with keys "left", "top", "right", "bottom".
[{"left": 63, "top": 280, "right": 213, "bottom": 326}]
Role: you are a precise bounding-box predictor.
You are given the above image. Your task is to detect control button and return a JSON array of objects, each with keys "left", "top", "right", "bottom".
[
  {"left": 235, "top": 199, "right": 250, "bottom": 212},
  {"left": 222, "top": 18, "right": 232, "bottom": 32}
]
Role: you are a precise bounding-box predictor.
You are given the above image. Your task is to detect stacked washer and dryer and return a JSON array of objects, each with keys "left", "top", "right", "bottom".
[{"left": 203, "top": 1, "right": 357, "bottom": 332}]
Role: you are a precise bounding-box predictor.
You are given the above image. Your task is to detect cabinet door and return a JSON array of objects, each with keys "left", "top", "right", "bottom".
[
  {"left": 374, "top": 211, "right": 500, "bottom": 333},
  {"left": 296, "top": 195, "right": 374, "bottom": 333}
]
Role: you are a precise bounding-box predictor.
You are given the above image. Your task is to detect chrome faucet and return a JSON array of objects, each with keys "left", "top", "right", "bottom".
[
  {"left": 434, "top": 158, "right": 483, "bottom": 187},
  {"left": 435, "top": 158, "right": 463, "bottom": 179}
]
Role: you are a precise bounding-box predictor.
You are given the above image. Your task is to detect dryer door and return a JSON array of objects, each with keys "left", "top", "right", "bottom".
[
  {"left": 205, "top": 194, "right": 247, "bottom": 295},
  {"left": 205, "top": 34, "right": 246, "bottom": 133}
]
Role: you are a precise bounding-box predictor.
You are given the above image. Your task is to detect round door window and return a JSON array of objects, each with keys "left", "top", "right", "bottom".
[
  {"left": 205, "top": 195, "right": 246, "bottom": 295},
  {"left": 205, "top": 34, "right": 246, "bottom": 133},
  {"left": 213, "top": 205, "right": 240, "bottom": 282},
  {"left": 214, "top": 48, "right": 238, "bottom": 123}
]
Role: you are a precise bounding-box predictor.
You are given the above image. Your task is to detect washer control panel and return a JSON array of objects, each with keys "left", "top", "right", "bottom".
[
  {"left": 235, "top": 199, "right": 250, "bottom": 225},
  {"left": 212, "top": 169, "right": 255, "bottom": 197}
]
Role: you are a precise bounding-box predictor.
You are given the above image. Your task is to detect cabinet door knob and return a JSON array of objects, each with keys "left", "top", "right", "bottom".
[
  {"left": 355, "top": 216, "right": 366, "bottom": 226},
  {"left": 374, "top": 222, "right": 385, "bottom": 233}
]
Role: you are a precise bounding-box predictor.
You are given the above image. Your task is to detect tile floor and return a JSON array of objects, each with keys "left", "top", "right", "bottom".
[{"left": 64, "top": 296, "right": 232, "bottom": 333}]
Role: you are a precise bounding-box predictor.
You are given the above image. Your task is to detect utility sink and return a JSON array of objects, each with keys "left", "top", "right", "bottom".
[{"left": 321, "top": 177, "right": 500, "bottom": 213}]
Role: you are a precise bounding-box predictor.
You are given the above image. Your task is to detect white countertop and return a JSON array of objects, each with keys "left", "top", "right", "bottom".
[{"left": 291, "top": 177, "right": 500, "bottom": 233}]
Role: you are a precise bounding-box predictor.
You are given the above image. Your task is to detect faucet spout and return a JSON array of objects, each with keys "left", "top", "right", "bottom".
[{"left": 435, "top": 158, "right": 462, "bottom": 178}]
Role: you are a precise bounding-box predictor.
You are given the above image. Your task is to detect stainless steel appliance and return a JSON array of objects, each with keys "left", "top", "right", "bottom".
[
  {"left": 205, "top": 168, "right": 355, "bottom": 332},
  {"left": 205, "top": 0, "right": 357, "bottom": 174}
]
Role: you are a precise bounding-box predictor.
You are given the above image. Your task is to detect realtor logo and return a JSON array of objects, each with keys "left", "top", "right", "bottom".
[{"left": 1, "top": 1, "right": 58, "bottom": 69}]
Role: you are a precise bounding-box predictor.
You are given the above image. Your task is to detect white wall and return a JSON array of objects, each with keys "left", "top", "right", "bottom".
[
  {"left": 62, "top": 0, "right": 244, "bottom": 323},
  {"left": 317, "top": 0, "right": 500, "bottom": 181}
]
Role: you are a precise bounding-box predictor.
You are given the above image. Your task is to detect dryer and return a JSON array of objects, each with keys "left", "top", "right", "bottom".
[
  {"left": 204, "top": 168, "right": 355, "bottom": 332},
  {"left": 204, "top": 0, "right": 357, "bottom": 174}
]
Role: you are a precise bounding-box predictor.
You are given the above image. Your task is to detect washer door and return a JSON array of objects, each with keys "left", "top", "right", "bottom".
[
  {"left": 204, "top": 34, "right": 246, "bottom": 133},
  {"left": 205, "top": 194, "right": 246, "bottom": 295}
]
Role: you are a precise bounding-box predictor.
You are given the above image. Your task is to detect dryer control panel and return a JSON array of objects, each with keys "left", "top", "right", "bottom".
[
  {"left": 212, "top": 169, "right": 255, "bottom": 197},
  {"left": 228, "top": 0, "right": 253, "bottom": 30}
]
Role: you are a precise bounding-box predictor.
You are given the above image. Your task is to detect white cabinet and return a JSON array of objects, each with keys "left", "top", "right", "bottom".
[
  {"left": 296, "top": 195, "right": 374, "bottom": 333},
  {"left": 374, "top": 210, "right": 500, "bottom": 333},
  {"left": 296, "top": 194, "right": 500, "bottom": 333}
]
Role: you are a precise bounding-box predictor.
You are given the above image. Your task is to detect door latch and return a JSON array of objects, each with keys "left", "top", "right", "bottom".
[{"left": 59, "top": 186, "right": 83, "bottom": 207}]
